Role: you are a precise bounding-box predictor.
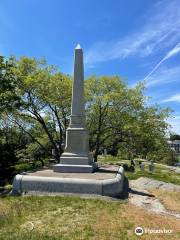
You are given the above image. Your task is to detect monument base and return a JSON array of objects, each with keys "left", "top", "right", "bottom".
[
  {"left": 11, "top": 166, "right": 124, "bottom": 197},
  {"left": 53, "top": 163, "right": 97, "bottom": 173},
  {"left": 53, "top": 152, "right": 96, "bottom": 173}
]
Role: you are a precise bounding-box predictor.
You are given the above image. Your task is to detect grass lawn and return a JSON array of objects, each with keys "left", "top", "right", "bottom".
[
  {"left": 0, "top": 195, "right": 179, "bottom": 240},
  {"left": 149, "top": 190, "right": 180, "bottom": 212},
  {"left": 99, "top": 156, "right": 180, "bottom": 185},
  {"left": 125, "top": 168, "right": 180, "bottom": 185},
  {"left": 0, "top": 157, "right": 179, "bottom": 239}
]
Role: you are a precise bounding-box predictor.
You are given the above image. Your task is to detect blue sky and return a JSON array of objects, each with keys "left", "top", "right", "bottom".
[{"left": 0, "top": 0, "right": 180, "bottom": 133}]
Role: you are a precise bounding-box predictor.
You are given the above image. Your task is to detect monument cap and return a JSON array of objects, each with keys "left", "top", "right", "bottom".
[{"left": 75, "top": 43, "right": 82, "bottom": 49}]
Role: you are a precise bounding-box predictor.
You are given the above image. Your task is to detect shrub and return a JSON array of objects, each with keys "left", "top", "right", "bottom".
[{"left": 15, "top": 160, "right": 43, "bottom": 174}]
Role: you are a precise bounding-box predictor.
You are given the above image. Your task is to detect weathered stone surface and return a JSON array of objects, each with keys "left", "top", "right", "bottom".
[
  {"left": 53, "top": 164, "right": 95, "bottom": 173},
  {"left": 129, "top": 178, "right": 180, "bottom": 218},
  {"left": 130, "top": 177, "right": 180, "bottom": 191},
  {"left": 11, "top": 166, "right": 124, "bottom": 197}
]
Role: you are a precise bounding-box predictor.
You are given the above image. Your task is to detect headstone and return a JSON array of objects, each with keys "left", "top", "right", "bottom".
[
  {"left": 53, "top": 44, "right": 96, "bottom": 173},
  {"left": 140, "top": 163, "right": 145, "bottom": 171},
  {"left": 133, "top": 160, "right": 137, "bottom": 165},
  {"left": 52, "top": 149, "right": 55, "bottom": 157},
  {"left": 104, "top": 149, "right": 107, "bottom": 155},
  {"left": 149, "top": 161, "right": 155, "bottom": 172}
]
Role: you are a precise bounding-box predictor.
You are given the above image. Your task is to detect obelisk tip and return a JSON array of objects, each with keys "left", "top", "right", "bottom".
[{"left": 75, "top": 44, "right": 82, "bottom": 49}]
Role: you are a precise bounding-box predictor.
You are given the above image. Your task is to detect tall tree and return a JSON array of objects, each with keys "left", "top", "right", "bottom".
[
  {"left": 13, "top": 57, "right": 72, "bottom": 161},
  {"left": 0, "top": 56, "right": 21, "bottom": 113},
  {"left": 85, "top": 75, "right": 171, "bottom": 161}
]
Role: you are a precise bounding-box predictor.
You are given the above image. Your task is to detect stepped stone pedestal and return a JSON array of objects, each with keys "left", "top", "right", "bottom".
[{"left": 53, "top": 44, "right": 96, "bottom": 173}]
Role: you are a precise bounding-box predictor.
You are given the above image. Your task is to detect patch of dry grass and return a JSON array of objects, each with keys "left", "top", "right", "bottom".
[
  {"left": 149, "top": 190, "right": 180, "bottom": 213},
  {"left": 0, "top": 195, "right": 179, "bottom": 240},
  {"left": 122, "top": 203, "right": 180, "bottom": 240}
]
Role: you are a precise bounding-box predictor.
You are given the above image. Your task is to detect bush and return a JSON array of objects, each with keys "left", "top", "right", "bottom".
[
  {"left": 33, "top": 161, "right": 43, "bottom": 168},
  {"left": 15, "top": 160, "right": 43, "bottom": 174},
  {"left": 15, "top": 163, "right": 33, "bottom": 173},
  {"left": 42, "top": 158, "right": 49, "bottom": 166},
  {"left": 101, "top": 155, "right": 120, "bottom": 163},
  {"left": 0, "top": 144, "right": 18, "bottom": 186}
]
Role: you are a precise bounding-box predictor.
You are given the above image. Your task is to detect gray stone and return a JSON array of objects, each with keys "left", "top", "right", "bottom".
[
  {"left": 140, "top": 163, "right": 145, "bottom": 171},
  {"left": 149, "top": 163, "right": 155, "bottom": 172},
  {"left": 130, "top": 177, "right": 180, "bottom": 191},
  {"left": 11, "top": 166, "right": 124, "bottom": 197},
  {"left": 53, "top": 44, "right": 96, "bottom": 173},
  {"left": 103, "top": 149, "right": 107, "bottom": 155},
  {"left": 53, "top": 164, "right": 96, "bottom": 173}
]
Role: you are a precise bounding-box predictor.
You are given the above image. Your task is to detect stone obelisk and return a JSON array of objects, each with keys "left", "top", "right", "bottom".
[{"left": 53, "top": 44, "right": 96, "bottom": 173}]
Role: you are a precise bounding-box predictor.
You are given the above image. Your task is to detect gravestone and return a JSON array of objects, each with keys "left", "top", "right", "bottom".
[
  {"left": 52, "top": 149, "right": 55, "bottom": 157},
  {"left": 140, "top": 163, "right": 145, "bottom": 171},
  {"left": 53, "top": 44, "right": 96, "bottom": 173},
  {"left": 149, "top": 161, "right": 155, "bottom": 172},
  {"left": 104, "top": 149, "right": 107, "bottom": 155}
]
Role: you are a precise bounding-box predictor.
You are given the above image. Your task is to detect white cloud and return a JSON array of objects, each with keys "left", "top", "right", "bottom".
[
  {"left": 167, "top": 115, "right": 180, "bottom": 134},
  {"left": 144, "top": 42, "right": 180, "bottom": 81},
  {"left": 164, "top": 42, "right": 180, "bottom": 60},
  {"left": 85, "top": 0, "right": 180, "bottom": 65},
  {"left": 144, "top": 65, "right": 180, "bottom": 87},
  {"left": 162, "top": 93, "right": 180, "bottom": 103}
]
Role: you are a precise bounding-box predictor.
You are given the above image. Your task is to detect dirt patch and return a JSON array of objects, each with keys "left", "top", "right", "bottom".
[{"left": 150, "top": 189, "right": 180, "bottom": 212}]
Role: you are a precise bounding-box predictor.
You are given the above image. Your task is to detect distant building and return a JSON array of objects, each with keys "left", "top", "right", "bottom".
[{"left": 168, "top": 140, "right": 180, "bottom": 156}]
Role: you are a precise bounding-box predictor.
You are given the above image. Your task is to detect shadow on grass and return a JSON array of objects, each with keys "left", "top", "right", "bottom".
[
  {"left": 0, "top": 189, "right": 12, "bottom": 197},
  {"left": 119, "top": 176, "right": 155, "bottom": 200},
  {"left": 129, "top": 188, "right": 155, "bottom": 197}
]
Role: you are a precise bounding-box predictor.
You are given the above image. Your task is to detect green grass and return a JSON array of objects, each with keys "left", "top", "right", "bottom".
[
  {"left": 125, "top": 169, "right": 180, "bottom": 185},
  {"left": 99, "top": 155, "right": 180, "bottom": 185},
  {"left": 0, "top": 196, "right": 132, "bottom": 240},
  {"left": 98, "top": 155, "right": 128, "bottom": 165},
  {"left": 0, "top": 195, "right": 179, "bottom": 240},
  {"left": 0, "top": 185, "right": 12, "bottom": 194},
  {"left": 98, "top": 155, "right": 148, "bottom": 166},
  {"left": 0, "top": 156, "right": 179, "bottom": 239}
]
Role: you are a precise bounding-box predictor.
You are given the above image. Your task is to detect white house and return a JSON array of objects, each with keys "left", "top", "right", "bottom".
[{"left": 168, "top": 140, "right": 180, "bottom": 156}]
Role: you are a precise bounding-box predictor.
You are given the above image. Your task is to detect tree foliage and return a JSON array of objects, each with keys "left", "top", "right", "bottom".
[
  {"left": 170, "top": 134, "right": 180, "bottom": 141},
  {"left": 85, "top": 76, "right": 171, "bottom": 161},
  {"left": 0, "top": 56, "right": 21, "bottom": 112},
  {"left": 0, "top": 56, "right": 175, "bottom": 185},
  {"left": 13, "top": 56, "right": 72, "bottom": 160}
]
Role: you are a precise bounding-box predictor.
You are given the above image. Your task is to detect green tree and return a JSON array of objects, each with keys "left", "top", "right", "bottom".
[
  {"left": 0, "top": 55, "right": 173, "bottom": 169},
  {"left": 85, "top": 76, "right": 144, "bottom": 160},
  {"left": 85, "top": 75, "right": 171, "bottom": 162},
  {"left": 13, "top": 57, "right": 72, "bottom": 161},
  {"left": 0, "top": 56, "right": 21, "bottom": 112}
]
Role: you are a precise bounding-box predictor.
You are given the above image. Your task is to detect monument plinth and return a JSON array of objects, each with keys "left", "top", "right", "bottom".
[{"left": 53, "top": 44, "right": 96, "bottom": 173}]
